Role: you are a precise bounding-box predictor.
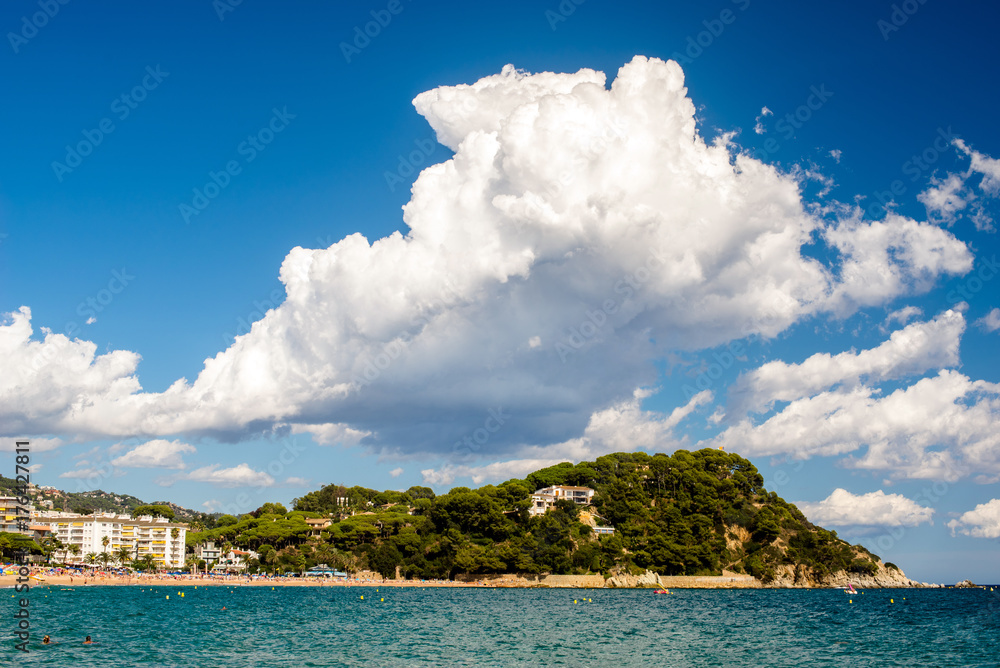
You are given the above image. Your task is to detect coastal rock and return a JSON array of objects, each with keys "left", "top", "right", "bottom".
[
  {"left": 766, "top": 560, "right": 927, "bottom": 589},
  {"left": 955, "top": 579, "right": 977, "bottom": 588},
  {"left": 605, "top": 569, "right": 663, "bottom": 588}
]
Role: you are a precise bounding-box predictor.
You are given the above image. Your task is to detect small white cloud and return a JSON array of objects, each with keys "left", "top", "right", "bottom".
[
  {"left": 110, "top": 439, "right": 195, "bottom": 470},
  {"left": 946, "top": 498, "right": 1000, "bottom": 538},
  {"left": 291, "top": 423, "right": 370, "bottom": 446},
  {"left": 917, "top": 173, "right": 967, "bottom": 224},
  {"left": 975, "top": 308, "right": 1000, "bottom": 333},
  {"left": 528, "top": 336, "right": 541, "bottom": 349},
  {"left": 955, "top": 138, "right": 1000, "bottom": 196},
  {"left": 707, "top": 406, "right": 725, "bottom": 425},
  {"left": 884, "top": 305, "right": 922, "bottom": 328},
  {"left": 753, "top": 106, "right": 772, "bottom": 134},
  {"left": 829, "top": 149, "right": 842, "bottom": 163},
  {"left": 284, "top": 476, "right": 310, "bottom": 486},
  {"left": 182, "top": 463, "right": 274, "bottom": 488},
  {"left": 1, "top": 437, "right": 63, "bottom": 453},
  {"left": 59, "top": 467, "right": 103, "bottom": 479},
  {"left": 85, "top": 316, "right": 96, "bottom": 325},
  {"left": 796, "top": 488, "right": 934, "bottom": 527},
  {"left": 389, "top": 467, "right": 404, "bottom": 478}
]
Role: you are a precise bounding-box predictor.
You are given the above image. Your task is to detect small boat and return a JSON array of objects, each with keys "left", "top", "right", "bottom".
[
  {"left": 843, "top": 584, "right": 857, "bottom": 594},
  {"left": 653, "top": 588, "right": 670, "bottom": 594}
]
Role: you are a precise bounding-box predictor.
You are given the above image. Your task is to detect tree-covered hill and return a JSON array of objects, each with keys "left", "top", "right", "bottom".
[
  {"left": 183, "top": 449, "right": 902, "bottom": 585},
  {"left": 0, "top": 475, "right": 201, "bottom": 520}
]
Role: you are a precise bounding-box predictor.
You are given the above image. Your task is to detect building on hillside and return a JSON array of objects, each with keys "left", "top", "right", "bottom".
[
  {"left": 593, "top": 526, "right": 616, "bottom": 536},
  {"left": 304, "top": 518, "right": 332, "bottom": 538},
  {"left": 213, "top": 548, "right": 259, "bottom": 572},
  {"left": 33, "top": 511, "right": 187, "bottom": 568},
  {"left": 529, "top": 486, "right": 595, "bottom": 516}
]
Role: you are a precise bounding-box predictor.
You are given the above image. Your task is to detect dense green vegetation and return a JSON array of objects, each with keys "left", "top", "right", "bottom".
[{"left": 183, "top": 449, "right": 882, "bottom": 582}]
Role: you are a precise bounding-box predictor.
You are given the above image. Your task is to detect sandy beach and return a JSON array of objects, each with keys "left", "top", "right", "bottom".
[{"left": 1, "top": 567, "right": 496, "bottom": 589}]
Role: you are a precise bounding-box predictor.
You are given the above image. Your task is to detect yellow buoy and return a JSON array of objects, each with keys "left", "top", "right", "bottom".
[
  {"left": 574, "top": 599, "right": 577, "bottom": 604},
  {"left": 381, "top": 597, "right": 384, "bottom": 601},
  {"left": 361, "top": 595, "right": 364, "bottom": 600},
  {"left": 181, "top": 593, "right": 185, "bottom": 598},
  {"left": 166, "top": 595, "right": 170, "bottom": 599},
  {"left": 890, "top": 598, "right": 893, "bottom": 603},
  {"left": 849, "top": 599, "right": 852, "bottom": 603}
]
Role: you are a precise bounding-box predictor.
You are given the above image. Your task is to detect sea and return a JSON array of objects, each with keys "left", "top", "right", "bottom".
[{"left": 4, "top": 585, "right": 999, "bottom": 666}]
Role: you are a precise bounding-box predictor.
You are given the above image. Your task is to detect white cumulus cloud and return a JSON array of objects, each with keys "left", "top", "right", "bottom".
[
  {"left": 713, "top": 369, "right": 1000, "bottom": 482},
  {"left": 975, "top": 307, "right": 1000, "bottom": 333},
  {"left": 796, "top": 488, "right": 935, "bottom": 527},
  {"left": 0, "top": 57, "right": 977, "bottom": 466},
  {"left": 110, "top": 439, "right": 195, "bottom": 470},
  {"left": 727, "top": 309, "right": 965, "bottom": 416},
  {"left": 946, "top": 498, "right": 1000, "bottom": 538},
  {"left": 181, "top": 463, "right": 274, "bottom": 488}
]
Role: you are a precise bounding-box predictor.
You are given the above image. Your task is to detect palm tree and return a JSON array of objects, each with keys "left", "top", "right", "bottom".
[
  {"left": 98, "top": 552, "right": 111, "bottom": 570},
  {"left": 117, "top": 546, "right": 131, "bottom": 568},
  {"left": 85, "top": 552, "right": 98, "bottom": 570},
  {"left": 69, "top": 544, "right": 82, "bottom": 564}
]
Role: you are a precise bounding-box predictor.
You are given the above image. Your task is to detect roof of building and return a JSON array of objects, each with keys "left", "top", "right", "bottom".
[{"left": 534, "top": 485, "right": 595, "bottom": 493}]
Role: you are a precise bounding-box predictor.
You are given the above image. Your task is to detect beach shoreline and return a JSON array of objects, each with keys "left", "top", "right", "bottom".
[{"left": 1, "top": 571, "right": 939, "bottom": 590}]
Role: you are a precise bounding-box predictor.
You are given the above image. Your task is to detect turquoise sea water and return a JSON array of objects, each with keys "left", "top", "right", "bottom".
[{"left": 4, "top": 585, "right": 1000, "bottom": 666}]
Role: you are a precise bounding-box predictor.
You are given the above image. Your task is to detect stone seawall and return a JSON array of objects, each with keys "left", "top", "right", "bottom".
[
  {"left": 455, "top": 573, "right": 606, "bottom": 588},
  {"left": 658, "top": 574, "right": 760, "bottom": 589}
]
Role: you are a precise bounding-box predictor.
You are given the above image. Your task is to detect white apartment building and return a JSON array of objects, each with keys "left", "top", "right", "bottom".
[
  {"left": 194, "top": 540, "right": 223, "bottom": 566},
  {"left": 529, "top": 486, "right": 596, "bottom": 516},
  {"left": 33, "top": 511, "right": 187, "bottom": 568},
  {"left": 0, "top": 496, "right": 33, "bottom": 534}
]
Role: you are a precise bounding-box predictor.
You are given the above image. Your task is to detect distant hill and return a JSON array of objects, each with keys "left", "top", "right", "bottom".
[
  {"left": 0, "top": 475, "right": 202, "bottom": 521},
  {"left": 185, "top": 449, "right": 916, "bottom": 587}
]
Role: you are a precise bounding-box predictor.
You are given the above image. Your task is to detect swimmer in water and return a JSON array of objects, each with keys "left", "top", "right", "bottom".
[
  {"left": 42, "top": 635, "right": 51, "bottom": 644},
  {"left": 83, "top": 636, "right": 93, "bottom": 644}
]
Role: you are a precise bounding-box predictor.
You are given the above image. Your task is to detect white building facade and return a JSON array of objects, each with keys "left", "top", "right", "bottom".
[
  {"left": 1, "top": 495, "right": 33, "bottom": 534},
  {"left": 529, "top": 486, "right": 596, "bottom": 516},
  {"left": 33, "top": 511, "right": 187, "bottom": 568}
]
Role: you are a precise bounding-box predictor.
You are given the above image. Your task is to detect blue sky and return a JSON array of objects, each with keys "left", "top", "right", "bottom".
[{"left": 2, "top": 0, "right": 999, "bottom": 583}]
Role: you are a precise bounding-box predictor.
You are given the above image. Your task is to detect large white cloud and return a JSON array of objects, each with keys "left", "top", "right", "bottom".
[
  {"left": 712, "top": 309, "right": 1000, "bottom": 482},
  {"left": 0, "top": 57, "right": 976, "bottom": 461},
  {"left": 713, "top": 369, "right": 1000, "bottom": 482},
  {"left": 0, "top": 307, "right": 141, "bottom": 436},
  {"left": 947, "top": 499, "right": 1000, "bottom": 538},
  {"left": 727, "top": 309, "right": 965, "bottom": 416},
  {"left": 796, "top": 488, "right": 935, "bottom": 527}
]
